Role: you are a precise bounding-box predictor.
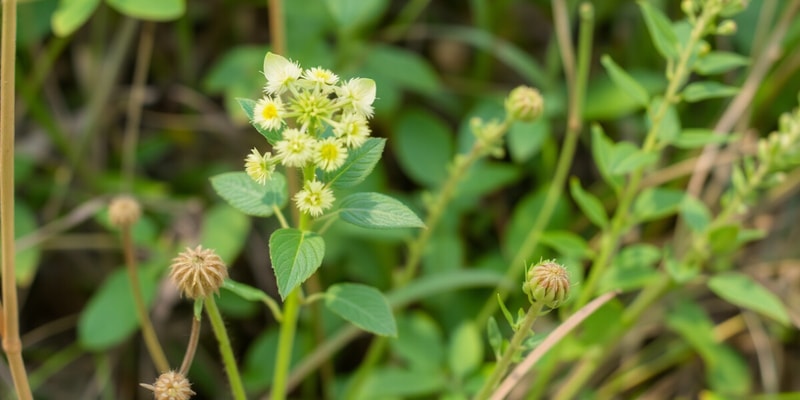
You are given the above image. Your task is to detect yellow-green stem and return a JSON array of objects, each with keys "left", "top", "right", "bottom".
[
  {"left": 121, "top": 228, "right": 170, "bottom": 373},
  {"left": 475, "top": 3, "right": 594, "bottom": 327},
  {"left": 204, "top": 296, "right": 246, "bottom": 400},
  {"left": 1, "top": 0, "right": 33, "bottom": 397},
  {"left": 573, "top": 4, "right": 717, "bottom": 310},
  {"left": 271, "top": 288, "right": 301, "bottom": 400},
  {"left": 474, "top": 302, "right": 543, "bottom": 400}
]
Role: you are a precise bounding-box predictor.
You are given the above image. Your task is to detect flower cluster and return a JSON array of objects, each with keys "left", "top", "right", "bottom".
[{"left": 244, "top": 52, "right": 376, "bottom": 217}]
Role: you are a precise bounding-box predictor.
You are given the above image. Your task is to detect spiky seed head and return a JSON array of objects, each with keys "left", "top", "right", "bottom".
[
  {"left": 141, "top": 371, "right": 195, "bottom": 400},
  {"left": 109, "top": 195, "right": 142, "bottom": 227},
  {"left": 169, "top": 246, "right": 228, "bottom": 299}
]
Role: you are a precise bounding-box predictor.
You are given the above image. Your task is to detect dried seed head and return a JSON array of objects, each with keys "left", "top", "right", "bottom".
[
  {"left": 141, "top": 371, "right": 195, "bottom": 400},
  {"left": 505, "top": 86, "right": 544, "bottom": 122},
  {"left": 522, "top": 260, "right": 571, "bottom": 308},
  {"left": 169, "top": 246, "right": 228, "bottom": 299},
  {"left": 109, "top": 195, "right": 141, "bottom": 227}
]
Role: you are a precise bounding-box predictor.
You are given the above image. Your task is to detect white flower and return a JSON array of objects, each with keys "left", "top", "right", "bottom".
[
  {"left": 244, "top": 148, "right": 275, "bottom": 184},
  {"left": 294, "top": 180, "right": 334, "bottom": 217},
  {"left": 334, "top": 113, "right": 371, "bottom": 148},
  {"left": 252, "top": 96, "right": 285, "bottom": 131},
  {"left": 274, "top": 128, "right": 315, "bottom": 167},
  {"left": 303, "top": 67, "right": 339, "bottom": 87},
  {"left": 314, "top": 137, "right": 348, "bottom": 172},
  {"left": 263, "top": 52, "right": 302, "bottom": 95},
  {"left": 336, "top": 78, "right": 376, "bottom": 118}
]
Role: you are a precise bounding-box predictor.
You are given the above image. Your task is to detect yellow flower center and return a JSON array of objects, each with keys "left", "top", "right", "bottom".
[
  {"left": 320, "top": 143, "right": 339, "bottom": 160},
  {"left": 262, "top": 103, "right": 278, "bottom": 119}
]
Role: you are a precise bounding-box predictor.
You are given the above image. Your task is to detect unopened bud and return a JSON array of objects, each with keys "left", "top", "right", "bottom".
[
  {"left": 141, "top": 371, "right": 195, "bottom": 400},
  {"left": 109, "top": 195, "right": 141, "bottom": 227},
  {"left": 522, "top": 260, "right": 570, "bottom": 308},
  {"left": 169, "top": 246, "right": 228, "bottom": 299},
  {"left": 505, "top": 86, "right": 544, "bottom": 122},
  {"left": 716, "top": 20, "right": 737, "bottom": 36}
]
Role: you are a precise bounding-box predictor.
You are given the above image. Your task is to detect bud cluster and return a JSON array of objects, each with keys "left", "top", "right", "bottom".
[
  {"left": 244, "top": 52, "right": 377, "bottom": 217},
  {"left": 522, "top": 260, "right": 571, "bottom": 309}
]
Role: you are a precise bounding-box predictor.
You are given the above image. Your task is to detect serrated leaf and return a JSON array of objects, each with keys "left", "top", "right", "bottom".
[
  {"left": 51, "top": 0, "right": 101, "bottom": 36},
  {"left": 708, "top": 273, "right": 791, "bottom": 326},
  {"left": 210, "top": 172, "right": 287, "bottom": 217},
  {"left": 695, "top": 51, "right": 750, "bottom": 75},
  {"left": 237, "top": 98, "right": 283, "bottom": 145},
  {"left": 601, "top": 55, "right": 649, "bottom": 106},
  {"left": 325, "top": 283, "right": 397, "bottom": 336},
  {"left": 337, "top": 192, "right": 424, "bottom": 229},
  {"left": 324, "top": 138, "right": 385, "bottom": 188},
  {"left": 78, "top": 268, "right": 157, "bottom": 350},
  {"left": 269, "top": 229, "right": 325, "bottom": 299},
  {"left": 683, "top": 81, "right": 739, "bottom": 103},
  {"left": 570, "top": 177, "right": 608, "bottom": 228},
  {"left": 673, "top": 129, "right": 740, "bottom": 149},
  {"left": 106, "top": 0, "right": 184, "bottom": 21},
  {"left": 638, "top": 1, "right": 679, "bottom": 60}
]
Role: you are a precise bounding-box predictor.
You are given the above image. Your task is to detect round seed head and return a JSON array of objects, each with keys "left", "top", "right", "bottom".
[
  {"left": 522, "top": 260, "right": 571, "bottom": 308},
  {"left": 169, "top": 246, "right": 228, "bottom": 299},
  {"left": 109, "top": 195, "right": 142, "bottom": 227},
  {"left": 142, "top": 371, "right": 195, "bottom": 400},
  {"left": 505, "top": 86, "right": 544, "bottom": 122}
]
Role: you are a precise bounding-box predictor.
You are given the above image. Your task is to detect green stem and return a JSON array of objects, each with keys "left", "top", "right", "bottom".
[
  {"left": 271, "top": 288, "right": 301, "bottom": 400},
  {"left": 474, "top": 302, "right": 543, "bottom": 400},
  {"left": 121, "top": 228, "right": 170, "bottom": 373},
  {"left": 0, "top": 0, "right": 33, "bottom": 397},
  {"left": 204, "top": 296, "right": 246, "bottom": 400},
  {"left": 178, "top": 316, "right": 201, "bottom": 376},
  {"left": 573, "top": 3, "right": 717, "bottom": 310},
  {"left": 343, "top": 336, "right": 389, "bottom": 400},
  {"left": 475, "top": 3, "right": 594, "bottom": 327}
]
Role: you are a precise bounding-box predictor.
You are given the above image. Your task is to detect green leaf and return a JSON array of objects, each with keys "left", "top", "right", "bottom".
[
  {"left": 708, "top": 273, "right": 791, "bottom": 326},
  {"left": 508, "top": 117, "right": 550, "bottom": 163},
  {"left": 200, "top": 204, "right": 251, "bottom": 263},
  {"left": 591, "top": 124, "right": 623, "bottom": 191},
  {"left": 10, "top": 202, "right": 41, "bottom": 287},
  {"left": 448, "top": 322, "right": 482, "bottom": 379},
  {"left": 359, "top": 367, "right": 446, "bottom": 399},
  {"left": 324, "top": 138, "right": 385, "bottom": 188},
  {"left": 324, "top": 0, "right": 388, "bottom": 31},
  {"left": 570, "top": 177, "right": 608, "bottom": 228},
  {"left": 392, "top": 312, "right": 445, "bottom": 370},
  {"left": 609, "top": 143, "right": 659, "bottom": 175},
  {"left": 210, "top": 172, "right": 287, "bottom": 217},
  {"left": 363, "top": 45, "right": 441, "bottom": 96},
  {"left": 237, "top": 98, "right": 283, "bottom": 145},
  {"left": 683, "top": 81, "right": 739, "bottom": 103},
  {"left": 600, "top": 244, "right": 663, "bottom": 292},
  {"left": 648, "top": 97, "right": 680, "bottom": 143},
  {"left": 695, "top": 51, "right": 750, "bottom": 75},
  {"left": 638, "top": 1, "right": 679, "bottom": 60},
  {"left": 51, "top": 0, "right": 100, "bottom": 36},
  {"left": 78, "top": 267, "right": 157, "bottom": 350},
  {"left": 222, "top": 279, "right": 272, "bottom": 304},
  {"left": 106, "top": 0, "right": 184, "bottom": 21},
  {"left": 337, "top": 192, "right": 425, "bottom": 229},
  {"left": 269, "top": 229, "right": 325, "bottom": 299},
  {"left": 540, "top": 230, "right": 592, "bottom": 260},
  {"left": 708, "top": 224, "right": 740, "bottom": 253},
  {"left": 325, "top": 283, "right": 397, "bottom": 336},
  {"left": 393, "top": 109, "right": 453, "bottom": 187},
  {"left": 673, "top": 129, "right": 740, "bottom": 149},
  {"left": 680, "top": 195, "right": 712, "bottom": 233},
  {"left": 632, "top": 188, "right": 685, "bottom": 222},
  {"left": 600, "top": 55, "right": 649, "bottom": 106}
]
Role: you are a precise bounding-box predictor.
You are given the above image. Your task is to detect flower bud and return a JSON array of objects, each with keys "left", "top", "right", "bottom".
[
  {"left": 141, "top": 371, "right": 195, "bottom": 400},
  {"left": 522, "top": 260, "right": 570, "bottom": 308},
  {"left": 109, "top": 195, "right": 142, "bottom": 227},
  {"left": 716, "top": 20, "right": 737, "bottom": 36},
  {"left": 504, "top": 86, "right": 544, "bottom": 122},
  {"left": 169, "top": 246, "right": 228, "bottom": 299}
]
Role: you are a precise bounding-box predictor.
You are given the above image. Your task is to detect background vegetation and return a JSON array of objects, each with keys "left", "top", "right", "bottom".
[{"left": 2, "top": 0, "right": 800, "bottom": 399}]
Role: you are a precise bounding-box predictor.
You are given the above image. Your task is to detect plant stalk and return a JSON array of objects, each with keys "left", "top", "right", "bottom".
[
  {"left": 121, "top": 227, "right": 170, "bottom": 373},
  {"left": 270, "top": 287, "right": 301, "bottom": 400},
  {"left": 205, "top": 296, "right": 246, "bottom": 400},
  {"left": 474, "top": 302, "right": 543, "bottom": 400},
  {"left": 1, "top": 0, "right": 33, "bottom": 397}
]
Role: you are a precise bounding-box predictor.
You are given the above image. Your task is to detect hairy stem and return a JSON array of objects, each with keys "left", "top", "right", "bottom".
[
  {"left": 205, "top": 296, "right": 246, "bottom": 400},
  {"left": 179, "top": 317, "right": 201, "bottom": 376}
]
